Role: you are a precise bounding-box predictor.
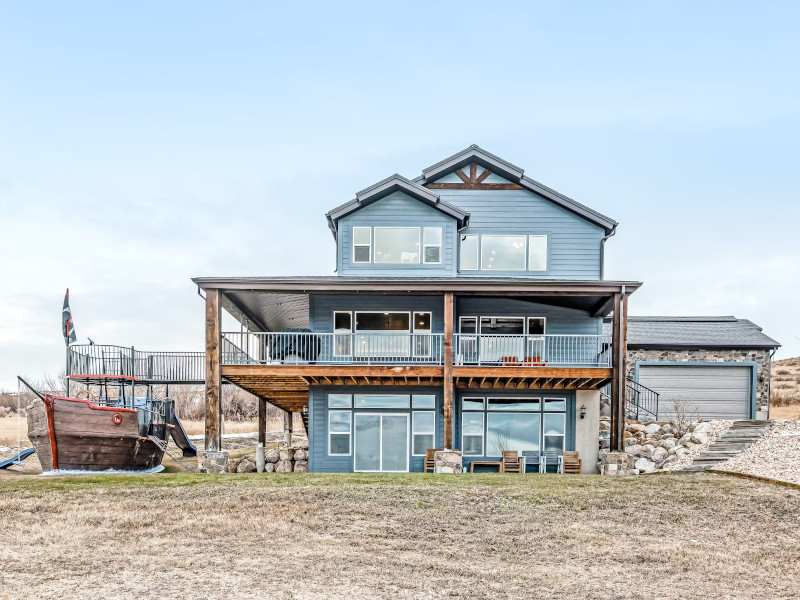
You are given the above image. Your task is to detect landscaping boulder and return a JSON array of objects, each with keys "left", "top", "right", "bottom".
[
  {"left": 651, "top": 447, "right": 668, "bottom": 462},
  {"left": 264, "top": 462, "right": 275, "bottom": 473},
  {"left": 275, "top": 460, "right": 293, "bottom": 473},
  {"left": 293, "top": 460, "right": 309, "bottom": 472},
  {"left": 236, "top": 455, "right": 257, "bottom": 473},
  {"left": 294, "top": 448, "right": 308, "bottom": 461},
  {"left": 265, "top": 449, "right": 280, "bottom": 463},
  {"left": 279, "top": 448, "right": 295, "bottom": 462},
  {"left": 634, "top": 457, "right": 655, "bottom": 473},
  {"left": 643, "top": 423, "right": 661, "bottom": 435}
]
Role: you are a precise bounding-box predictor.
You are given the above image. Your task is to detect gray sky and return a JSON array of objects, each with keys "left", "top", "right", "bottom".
[{"left": 1, "top": 2, "right": 798, "bottom": 389}]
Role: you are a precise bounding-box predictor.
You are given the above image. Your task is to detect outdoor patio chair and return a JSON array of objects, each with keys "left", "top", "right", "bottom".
[
  {"left": 562, "top": 451, "right": 582, "bottom": 474},
  {"left": 424, "top": 448, "right": 443, "bottom": 473},
  {"left": 542, "top": 450, "right": 564, "bottom": 474},
  {"left": 501, "top": 450, "right": 523, "bottom": 473},
  {"left": 501, "top": 356, "right": 521, "bottom": 366},
  {"left": 521, "top": 450, "right": 546, "bottom": 473}
]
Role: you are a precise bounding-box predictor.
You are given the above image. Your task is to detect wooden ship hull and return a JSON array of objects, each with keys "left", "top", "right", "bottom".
[{"left": 27, "top": 394, "right": 167, "bottom": 472}]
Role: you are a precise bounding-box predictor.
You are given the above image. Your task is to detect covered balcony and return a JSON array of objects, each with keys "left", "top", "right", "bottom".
[{"left": 194, "top": 276, "right": 639, "bottom": 451}]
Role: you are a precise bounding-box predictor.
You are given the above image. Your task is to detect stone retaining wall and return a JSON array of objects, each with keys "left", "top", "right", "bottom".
[{"left": 229, "top": 443, "right": 309, "bottom": 473}]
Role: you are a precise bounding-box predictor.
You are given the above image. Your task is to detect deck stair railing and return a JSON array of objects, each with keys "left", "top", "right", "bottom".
[
  {"left": 67, "top": 344, "right": 205, "bottom": 384},
  {"left": 601, "top": 378, "right": 660, "bottom": 421}
]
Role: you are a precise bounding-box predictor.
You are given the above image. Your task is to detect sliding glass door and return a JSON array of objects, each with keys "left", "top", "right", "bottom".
[{"left": 354, "top": 413, "right": 409, "bottom": 472}]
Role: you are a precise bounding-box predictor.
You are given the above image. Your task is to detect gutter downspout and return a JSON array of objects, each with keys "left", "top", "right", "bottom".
[{"left": 600, "top": 225, "right": 617, "bottom": 280}]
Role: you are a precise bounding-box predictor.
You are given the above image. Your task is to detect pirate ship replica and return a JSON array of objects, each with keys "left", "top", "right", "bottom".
[
  {"left": 18, "top": 290, "right": 198, "bottom": 473},
  {"left": 21, "top": 374, "right": 192, "bottom": 473}
]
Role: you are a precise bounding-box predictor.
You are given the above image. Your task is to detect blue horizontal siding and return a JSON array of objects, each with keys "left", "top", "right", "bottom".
[
  {"left": 339, "top": 191, "right": 457, "bottom": 277},
  {"left": 438, "top": 188, "right": 605, "bottom": 279},
  {"left": 456, "top": 298, "right": 602, "bottom": 335},
  {"left": 309, "top": 294, "right": 445, "bottom": 333}
]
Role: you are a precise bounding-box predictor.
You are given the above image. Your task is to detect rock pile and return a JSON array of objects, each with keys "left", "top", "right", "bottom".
[
  {"left": 600, "top": 417, "right": 732, "bottom": 473},
  {"left": 229, "top": 442, "right": 310, "bottom": 473}
]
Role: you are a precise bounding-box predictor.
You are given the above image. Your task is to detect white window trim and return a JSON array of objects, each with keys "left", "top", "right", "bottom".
[
  {"left": 480, "top": 234, "right": 527, "bottom": 272},
  {"left": 352, "top": 227, "right": 372, "bottom": 264},
  {"left": 333, "top": 311, "right": 353, "bottom": 358},
  {"left": 460, "top": 234, "right": 479, "bottom": 271},
  {"left": 328, "top": 410, "right": 352, "bottom": 456},
  {"left": 353, "top": 412, "right": 410, "bottom": 473},
  {"left": 411, "top": 410, "right": 436, "bottom": 456},
  {"left": 461, "top": 411, "right": 485, "bottom": 457},
  {"left": 422, "top": 227, "right": 442, "bottom": 265},
  {"left": 373, "top": 226, "right": 421, "bottom": 265},
  {"left": 527, "top": 234, "right": 548, "bottom": 272}
]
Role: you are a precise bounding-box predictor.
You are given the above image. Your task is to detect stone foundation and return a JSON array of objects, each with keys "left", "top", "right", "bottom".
[
  {"left": 434, "top": 450, "right": 463, "bottom": 474},
  {"left": 198, "top": 451, "right": 229, "bottom": 474}
]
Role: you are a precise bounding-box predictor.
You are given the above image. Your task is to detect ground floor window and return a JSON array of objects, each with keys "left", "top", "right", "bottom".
[
  {"left": 461, "top": 396, "right": 567, "bottom": 457},
  {"left": 327, "top": 393, "right": 436, "bottom": 471}
]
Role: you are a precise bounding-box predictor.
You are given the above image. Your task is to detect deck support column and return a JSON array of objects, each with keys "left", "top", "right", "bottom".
[
  {"left": 258, "top": 397, "right": 267, "bottom": 446},
  {"left": 204, "top": 288, "right": 222, "bottom": 452},
  {"left": 443, "top": 292, "right": 454, "bottom": 449},
  {"left": 283, "top": 410, "right": 292, "bottom": 447},
  {"left": 610, "top": 289, "right": 628, "bottom": 452}
]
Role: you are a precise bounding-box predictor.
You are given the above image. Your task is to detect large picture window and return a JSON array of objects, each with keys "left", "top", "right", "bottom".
[
  {"left": 480, "top": 235, "right": 526, "bottom": 271},
  {"left": 374, "top": 227, "right": 420, "bottom": 264},
  {"left": 461, "top": 396, "right": 567, "bottom": 458}
]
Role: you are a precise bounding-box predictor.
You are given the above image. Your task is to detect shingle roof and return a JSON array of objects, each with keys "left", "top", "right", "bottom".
[{"left": 603, "top": 316, "right": 781, "bottom": 350}]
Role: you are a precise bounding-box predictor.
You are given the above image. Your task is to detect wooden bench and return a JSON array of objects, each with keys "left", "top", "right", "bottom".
[{"left": 469, "top": 460, "right": 502, "bottom": 473}]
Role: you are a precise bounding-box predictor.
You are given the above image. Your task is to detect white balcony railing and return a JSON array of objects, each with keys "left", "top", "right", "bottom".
[
  {"left": 221, "top": 332, "right": 445, "bottom": 365},
  {"left": 454, "top": 334, "right": 611, "bottom": 367},
  {"left": 221, "top": 332, "right": 611, "bottom": 367}
]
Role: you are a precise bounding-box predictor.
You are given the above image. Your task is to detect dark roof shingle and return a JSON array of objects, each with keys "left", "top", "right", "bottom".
[{"left": 604, "top": 316, "right": 780, "bottom": 350}]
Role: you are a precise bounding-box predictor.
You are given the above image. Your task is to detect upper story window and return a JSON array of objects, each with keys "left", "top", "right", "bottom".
[
  {"left": 423, "top": 227, "right": 442, "bottom": 264},
  {"left": 352, "top": 226, "right": 442, "bottom": 265},
  {"left": 460, "top": 234, "right": 548, "bottom": 272},
  {"left": 353, "top": 227, "right": 371, "bottom": 264}
]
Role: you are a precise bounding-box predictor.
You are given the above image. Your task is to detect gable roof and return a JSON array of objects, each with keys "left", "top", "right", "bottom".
[
  {"left": 326, "top": 144, "right": 618, "bottom": 238},
  {"left": 602, "top": 316, "right": 781, "bottom": 350},
  {"left": 325, "top": 174, "right": 469, "bottom": 239}
]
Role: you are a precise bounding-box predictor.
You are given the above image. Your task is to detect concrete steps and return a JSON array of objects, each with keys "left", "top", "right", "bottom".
[{"left": 682, "top": 420, "right": 770, "bottom": 472}]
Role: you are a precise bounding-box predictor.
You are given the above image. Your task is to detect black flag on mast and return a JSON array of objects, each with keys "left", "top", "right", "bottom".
[{"left": 62, "top": 288, "right": 77, "bottom": 346}]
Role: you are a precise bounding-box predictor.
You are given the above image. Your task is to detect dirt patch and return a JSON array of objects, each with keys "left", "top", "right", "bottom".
[{"left": 0, "top": 473, "right": 798, "bottom": 599}]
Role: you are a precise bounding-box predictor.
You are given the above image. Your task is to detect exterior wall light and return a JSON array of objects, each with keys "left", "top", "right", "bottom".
[{"left": 579, "top": 404, "right": 586, "bottom": 419}]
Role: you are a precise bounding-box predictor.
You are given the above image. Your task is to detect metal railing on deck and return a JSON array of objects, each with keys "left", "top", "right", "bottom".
[
  {"left": 67, "top": 344, "right": 205, "bottom": 383},
  {"left": 453, "top": 334, "right": 611, "bottom": 367},
  {"left": 221, "top": 332, "right": 445, "bottom": 365}
]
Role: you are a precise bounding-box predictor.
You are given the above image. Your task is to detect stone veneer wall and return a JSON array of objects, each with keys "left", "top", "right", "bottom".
[{"left": 626, "top": 348, "right": 772, "bottom": 412}]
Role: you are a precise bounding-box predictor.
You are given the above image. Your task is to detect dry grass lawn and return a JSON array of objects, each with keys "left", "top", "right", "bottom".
[
  {"left": 180, "top": 418, "right": 263, "bottom": 436},
  {"left": 771, "top": 404, "right": 800, "bottom": 420},
  {"left": 0, "top": 473, "right": 798, "bottom": 599}
]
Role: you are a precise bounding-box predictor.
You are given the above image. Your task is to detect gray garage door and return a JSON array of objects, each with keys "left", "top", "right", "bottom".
[{"left": 638, "top": 364, "right": 752, "bottom": 420}]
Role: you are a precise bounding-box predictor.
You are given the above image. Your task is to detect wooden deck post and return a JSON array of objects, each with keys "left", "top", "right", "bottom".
[
  {"left": 258, "top": 397, "right": 267, "bottom": 447},
  {"left": 204, "top": 289, "right": 222, "bottom": 452},
  {"left": 443, "top": 292, "right": 454, "bottom": 449},
  {"left": 610, "top": 290, "right": 628, "bottom": 452}
]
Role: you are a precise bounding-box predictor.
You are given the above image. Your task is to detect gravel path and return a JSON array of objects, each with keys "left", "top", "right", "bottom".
[{"left": 716, "top": 420, "right": 800, "bottom": 485}]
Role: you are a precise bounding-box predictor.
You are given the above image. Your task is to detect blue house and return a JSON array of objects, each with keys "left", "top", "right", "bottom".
[{"left": 194, "top": 145, "right": 640, "bottom": 473}]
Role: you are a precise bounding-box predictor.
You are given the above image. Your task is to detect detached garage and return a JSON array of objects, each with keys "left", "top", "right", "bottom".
[{"left": 605, "top": 316, "right": 780, "bottom": 421}]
